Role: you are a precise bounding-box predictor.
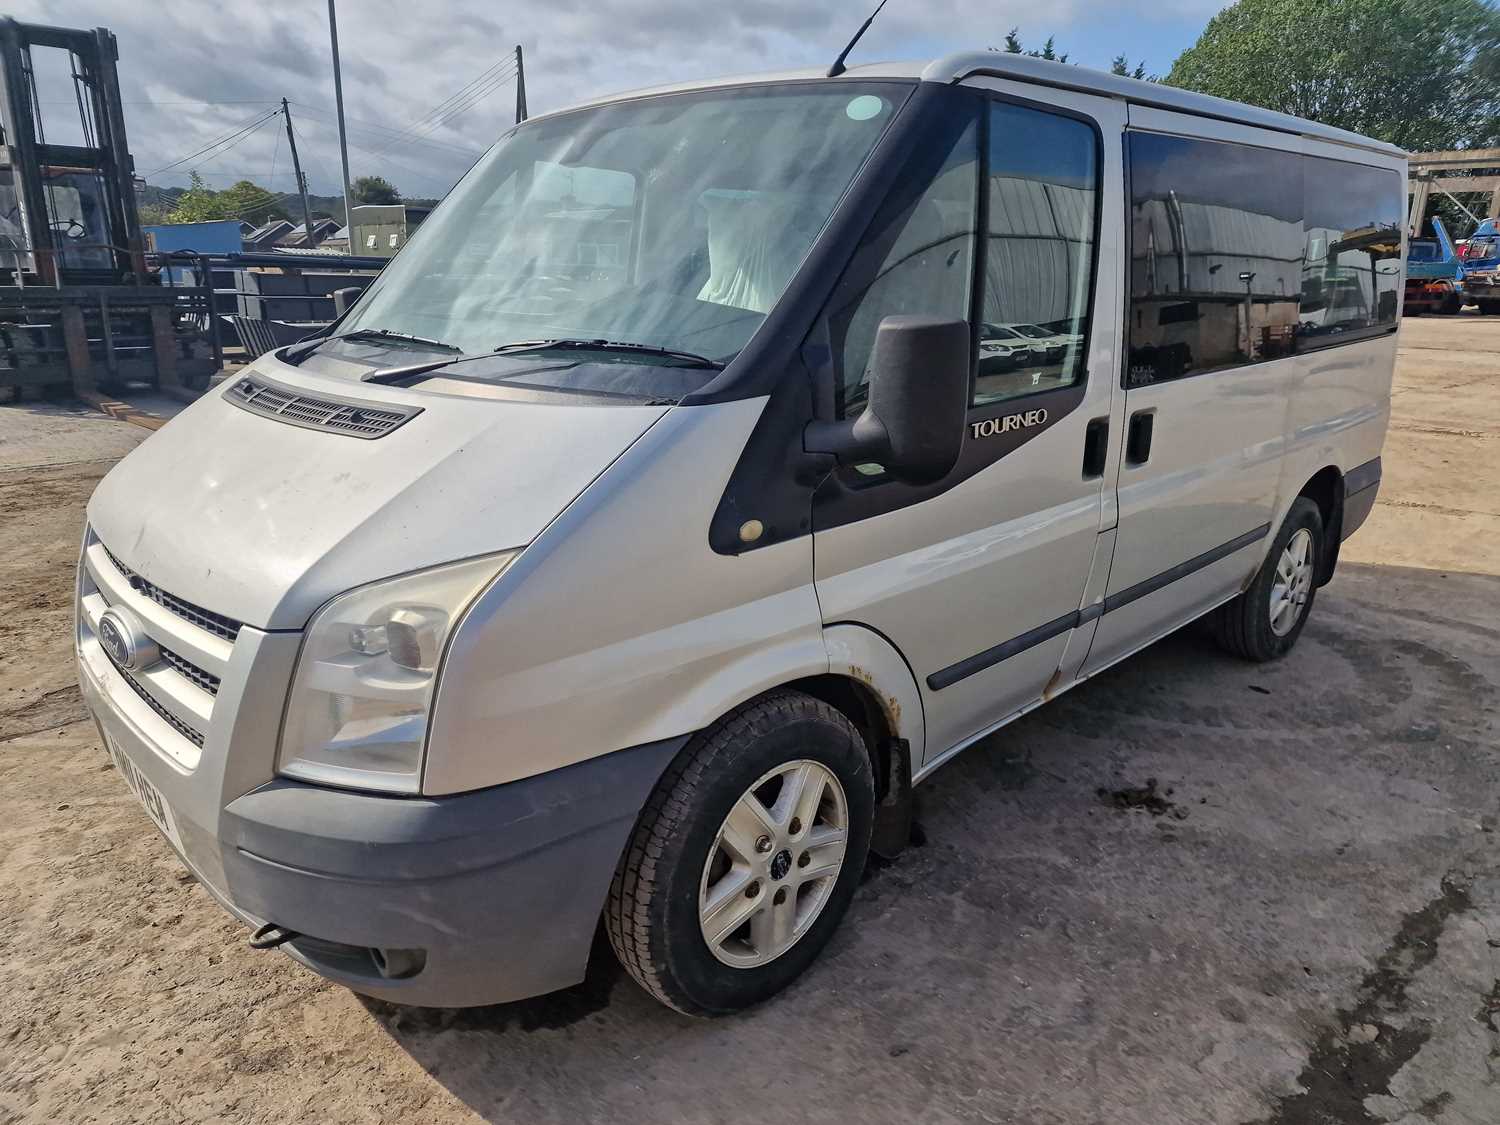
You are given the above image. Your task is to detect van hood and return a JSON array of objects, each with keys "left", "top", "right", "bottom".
[{"left": 87, "top": 355, "right": 669, "bottom": 630}]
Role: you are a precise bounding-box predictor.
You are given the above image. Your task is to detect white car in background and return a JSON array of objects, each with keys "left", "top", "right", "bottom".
[
  {"left": 978, "top": 323, "right": 1034, "bottom": 372},
  {"left": 1002, "top": 322, "right": 1072, "bottom": 364}
]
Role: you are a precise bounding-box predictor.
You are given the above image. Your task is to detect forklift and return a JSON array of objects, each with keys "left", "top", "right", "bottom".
[{"left": 0, "top": 17, "right": 219, "bottom": 403}]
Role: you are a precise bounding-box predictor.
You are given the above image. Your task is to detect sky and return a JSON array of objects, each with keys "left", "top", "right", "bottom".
[{"left": 19, "top": 0, "right": 1231, "bottom": 201}]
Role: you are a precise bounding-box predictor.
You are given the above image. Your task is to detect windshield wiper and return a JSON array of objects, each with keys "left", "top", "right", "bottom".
[
  {"left": 359, "top": 337, "right": 724, "bottom": 386},
  {"left": 285, "top": 328, "right": 462, "bottom": 364},
  {"left": 490, "top": 338, "right": 723, "bottom": 369}
]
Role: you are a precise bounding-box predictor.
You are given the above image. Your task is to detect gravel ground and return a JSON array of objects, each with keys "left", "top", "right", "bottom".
[{"left": 1, "top": 317, "right": 1497, "bottom": 1125}]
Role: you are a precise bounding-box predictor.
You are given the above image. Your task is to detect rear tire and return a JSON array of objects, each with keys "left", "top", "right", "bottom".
[
  {"left": 1209, "top": 497, "right": 1323, "bottom": 662},
  {"left": 1440, "top": 292, "right": 1462, "bottom": 316},
  {"left": 606, "top": 690, "right": 874, "bottom": 1016}
]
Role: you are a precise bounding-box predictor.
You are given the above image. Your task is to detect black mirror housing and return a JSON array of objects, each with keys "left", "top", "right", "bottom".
[{"left": 806, "top": 315, "right": 970, "bottom": 485}]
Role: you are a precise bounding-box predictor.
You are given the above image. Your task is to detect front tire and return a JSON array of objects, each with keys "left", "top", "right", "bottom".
[
  {"left": 1209, "top": 497, "right": 1323, "bottom": 662},
  {"left": 606, "top": 690, "right": 875, "bottom": 1016}
]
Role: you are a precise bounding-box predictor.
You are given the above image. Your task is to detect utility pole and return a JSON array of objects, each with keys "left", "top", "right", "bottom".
[
  {"left": 327, "top": 0, "right": 354, "bottom": 229},
  {"left": 281, "top": 99, "right": 317, "bottom": 246},
  {"left": 514, "top": 44, "right": 527, "bottom": 124}
]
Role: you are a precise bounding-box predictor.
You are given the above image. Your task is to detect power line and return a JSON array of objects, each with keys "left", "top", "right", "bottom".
[
  {"left": 388, "top": 56, "right": 514, "bottom": 139},
  {"left": 190, "top": 112, "right": 280, "bottom": 174},
  {"left": 288, "top": 101, "right": 481, "bottom": 157},
  {"left": 268, "top": 109, "right": 284, "bottom": 187},
  {"left": 143, "top": 108, "right": 281, "bottom": 178},
  {"left": 368, "top": 55, "right": 516, "bottom": 155},
  {"left": 403, "top": 63, "right": 516, "bottom": 143}
]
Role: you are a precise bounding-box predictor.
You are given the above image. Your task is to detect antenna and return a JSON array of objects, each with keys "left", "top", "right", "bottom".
[{"left": 827, "top": 0, "right": 890, "bottom": 78}]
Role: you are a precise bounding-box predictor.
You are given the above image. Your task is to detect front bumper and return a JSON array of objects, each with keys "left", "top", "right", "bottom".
[{"left": 80, "top": 648, "right": 683, "bottom": 1007}]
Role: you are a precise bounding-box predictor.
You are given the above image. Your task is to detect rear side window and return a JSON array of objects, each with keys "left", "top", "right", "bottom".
[
  {"left": 1126, "top": 132, "right": 1403, "bottom": 385},
  {"left": 1299, "top": 158, "right": 1403, "bottom": 348},
  {"left": 1125, "top": 133, "right": 1302, "bottom": 386},
  {"left": 977, "top": 103, "right": 1099, "bottom": 405}
]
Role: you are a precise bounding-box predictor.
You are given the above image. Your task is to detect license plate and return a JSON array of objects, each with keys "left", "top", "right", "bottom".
[{"left": 106, "top": 735, "right": 185, "bottom": 853}]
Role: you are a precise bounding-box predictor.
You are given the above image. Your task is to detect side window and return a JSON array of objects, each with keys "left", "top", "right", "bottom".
[
  {"left": 1298, "top": 158, "right": 1403, "bottom": 347},
  {"left": 1126, "top": 133, "right": 1302, "bottom": 385},
  {"left": 830, "top": 119, "right": 979, "bottom": 418},
  {"left": 977, "top": 103, "right": 1099, "bottom": 405}
]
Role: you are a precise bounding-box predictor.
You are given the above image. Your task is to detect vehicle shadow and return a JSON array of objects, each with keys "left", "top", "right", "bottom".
[{"left": 361, "top": 562, "right": 1500, "bottom": 1125}]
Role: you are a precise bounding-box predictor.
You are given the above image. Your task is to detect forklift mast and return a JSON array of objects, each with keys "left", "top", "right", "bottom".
[{"left": 0, "top": 18, "right": 146, "bottom": 286}]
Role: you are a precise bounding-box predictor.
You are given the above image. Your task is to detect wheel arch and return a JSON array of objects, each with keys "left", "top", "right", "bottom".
[{"left": 1296, "top": 464, "right": 1345, "bottom": 586}]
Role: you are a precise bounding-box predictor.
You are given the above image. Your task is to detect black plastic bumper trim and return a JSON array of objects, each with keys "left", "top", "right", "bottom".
[{"left": 1345, "top": 456, "right": 1381, "bottom": 497}]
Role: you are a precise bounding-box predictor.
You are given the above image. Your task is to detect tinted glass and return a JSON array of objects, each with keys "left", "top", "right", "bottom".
[
  {"left": 1299, "top": 158, "right": 1403, "bottom": 346},
  {"left": 977, "top": 103, "right": 1098, "bottom": 405},
  {"left": 337, "top": 83, "right": 909, "bottom": 396},
  {"left": 1126, "top": 132, "right": 1302, "bottom": 386},
  {"left": 831, "top": 119, "right": 979, "bottom": 417}
]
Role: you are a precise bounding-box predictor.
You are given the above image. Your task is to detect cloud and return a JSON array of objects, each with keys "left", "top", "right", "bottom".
[{"left": 17, "top": 0, "right": 1219, "bottom": 199}]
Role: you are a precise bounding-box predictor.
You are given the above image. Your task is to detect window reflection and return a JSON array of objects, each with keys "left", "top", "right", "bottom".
[
  {"left": 1126, "top": 133, "right": 1302, "bottom": 385},
  {"left": 1299, "top": 158, "right": 1403, "bottom": 347},
  {"left": 1126, "top": 133, "right": 1403, "bottom": 384},
  {"left": 977, "top": 104, "right": 1098, "bottom": 405}
]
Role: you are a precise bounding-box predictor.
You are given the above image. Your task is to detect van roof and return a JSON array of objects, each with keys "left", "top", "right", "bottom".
[{"left": 542, "top": 52, "right": 1406, "bottom": 160}]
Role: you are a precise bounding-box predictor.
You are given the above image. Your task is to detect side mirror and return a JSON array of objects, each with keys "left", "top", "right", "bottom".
[{"left": 806, "top": 315, "right": 969, "bottom": 485}]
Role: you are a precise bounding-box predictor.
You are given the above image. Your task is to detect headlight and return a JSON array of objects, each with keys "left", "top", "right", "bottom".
[{"left": 278, "top": 551, "right": 518, "bottom": 794}]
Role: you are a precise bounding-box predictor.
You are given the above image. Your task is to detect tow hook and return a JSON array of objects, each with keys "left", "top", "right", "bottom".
[{"left": 249, "top": 922, "right": 300, "bottom": 950}]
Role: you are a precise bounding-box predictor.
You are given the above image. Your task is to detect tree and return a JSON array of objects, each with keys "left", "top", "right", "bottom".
[
  {"left": 1165, "top": 0, "right": 1500, "bottom": 152},
  {"left": 1110, "top": 55, "right": 1150, "bottom": 81},
  {"left": 165, "top": 172, "right": 219, "bottom": 224},
  {"left": 350, "top": 175, "right": 402, "bottom": 206},
  {"left": 997, "top": 29, "right": 1068, "bottom": 63},
  {"left": 164, "top": 173, "right": 288, "bottom": 225},
  {"left": 216, "top": 180, "right": 289, "bottom": 226}
]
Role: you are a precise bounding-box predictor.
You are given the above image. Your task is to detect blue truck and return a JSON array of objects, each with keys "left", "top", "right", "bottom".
[
  {"left": 1404, "top": 216, "right": 1467, "bottom": 315},
  {"left": 1459, "top": 218, "right": 1500, "bottom": 315}
]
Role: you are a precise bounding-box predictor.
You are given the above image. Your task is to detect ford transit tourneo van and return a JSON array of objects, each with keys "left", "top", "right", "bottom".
[{"left": 78, "top": 52, "right": 1404, "bottom": 1015}]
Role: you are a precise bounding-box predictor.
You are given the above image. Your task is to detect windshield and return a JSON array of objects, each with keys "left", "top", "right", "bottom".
[
  {"left": 1407, "top": 241, "right": 1439, "bottom": 262},
  {"left": 334, "top": 81, "right": 911, "bottom": 394}
]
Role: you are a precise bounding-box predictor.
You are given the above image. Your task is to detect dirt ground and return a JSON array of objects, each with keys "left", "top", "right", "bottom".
[{"left": 2, "top": 316, "right": 1498, "bottom": 1125}]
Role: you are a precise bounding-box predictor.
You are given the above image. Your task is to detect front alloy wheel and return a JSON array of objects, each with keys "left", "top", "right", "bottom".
[
  {"left": 607, "top": 691, "right": 874, "bottom": 1015},
  {"left": 698, "top": 760, "right": 849, "bottom": 968}
]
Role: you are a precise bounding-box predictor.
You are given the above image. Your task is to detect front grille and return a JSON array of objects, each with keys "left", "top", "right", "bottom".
[
  {"left": 101, "top": 543, "right": 242, "bottom": 642},
  {"left": 226, "top": 374, "right": 420, "bottom": 439},
  {"left": 160, "top": 647, "right": 221, "bottom": 696},
  {"left": 116, "top": 663, "right": 206, "bottom": 748}
]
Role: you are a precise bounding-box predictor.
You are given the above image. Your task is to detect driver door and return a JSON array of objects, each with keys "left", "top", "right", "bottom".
[{"left": 810, "top": 86, "right": 1126, "bottom": 765}]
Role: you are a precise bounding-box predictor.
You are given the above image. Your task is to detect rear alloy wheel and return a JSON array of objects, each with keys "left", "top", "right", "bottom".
[
  {"left": 1209, "top": 496, "right": 1324, "bottom": 662},
  {"left": 1268, "top": 527, "right": 1316, "bottom": 638},
  {"left": 607, "top": 690, "right": 874, "bottom": 1015}
]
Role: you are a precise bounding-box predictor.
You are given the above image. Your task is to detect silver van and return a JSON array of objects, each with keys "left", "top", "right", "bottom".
[{"left": 77, "top": 53, "right": 1404, "bottom": 1015}]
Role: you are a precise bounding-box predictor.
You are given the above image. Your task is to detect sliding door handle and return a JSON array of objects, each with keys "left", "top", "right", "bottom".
[
  {"left": 1126, "top": 410, "right": 1154, "bottom": 465},
  {"left": 1082, "top": 417, "right": 1109, "bottom": 479}
]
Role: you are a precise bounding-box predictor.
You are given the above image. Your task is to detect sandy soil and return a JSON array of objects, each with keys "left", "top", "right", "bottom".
[{"left": 1, "top": 317, "right": 1498, "bottom": 1124}]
